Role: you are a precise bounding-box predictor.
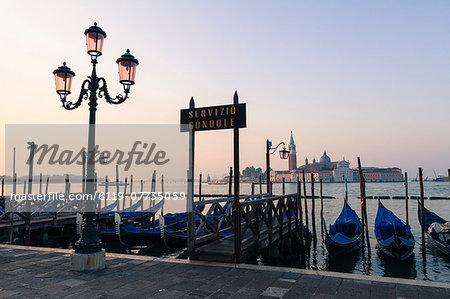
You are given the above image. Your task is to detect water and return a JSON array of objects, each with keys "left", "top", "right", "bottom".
[{"left": 2, "top": 180, "right": 450, "bottom": 282}]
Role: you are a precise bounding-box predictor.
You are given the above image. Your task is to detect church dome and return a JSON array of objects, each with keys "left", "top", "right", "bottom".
[{"left": 319, "top": 151, "right": 331, "bottom": 164}]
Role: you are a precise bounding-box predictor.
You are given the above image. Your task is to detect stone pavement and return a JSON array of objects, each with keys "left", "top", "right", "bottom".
[{"left": 0, "top": 245, "right": 448, "bottom": 298}]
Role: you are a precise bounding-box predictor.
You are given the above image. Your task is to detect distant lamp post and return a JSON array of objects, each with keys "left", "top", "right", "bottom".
[
  {"left": 266, "top": 140, "right": 289, "bottom": 195},
  {"left": 279, "top": 146, "right": 289, "bottom": 160},
  {"left": 53, "top": 22, "right": 139, "bottom": 271}
]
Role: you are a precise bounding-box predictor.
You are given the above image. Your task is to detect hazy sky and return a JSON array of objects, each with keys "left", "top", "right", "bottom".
[{"left": 1, "top": 1, "right": 449, "bottom": 179}]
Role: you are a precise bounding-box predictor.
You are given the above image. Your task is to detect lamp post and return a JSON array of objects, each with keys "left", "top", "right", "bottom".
[
  {"left": 53, "top": 22, "right": 139, "bottom": 271},
  {"left": 266, "top": 140, "right": 289, "bottom": 195}
]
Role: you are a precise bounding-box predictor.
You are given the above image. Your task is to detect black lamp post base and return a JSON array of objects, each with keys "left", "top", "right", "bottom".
[
  {"left": 73, "top": 212, "right": 102, "bottom": 254},
  {"left": 73, "top": 243, "right": 102, "bottom": 254}
]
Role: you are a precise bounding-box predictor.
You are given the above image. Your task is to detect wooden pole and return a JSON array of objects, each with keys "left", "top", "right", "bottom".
[
  {"left": 151, "top": 170, "right": 156, "bottom": 211},
  {"left": 13, "top": 173, "right": 16, "bottom": 195},
  {"left": 259, "top": 174, "right": 262, "bottom": 194},
  {"left": 140, "top": 179, "right": 143, "bottom": 215},
  {"left": 320, "top": 178, "right": 323, "bottom": 237},
  {"left": 228, "top": 167, "right": 233, "bottom": 197},
  {"left": 357, "top": 157, "right": 366, "bottom": 247},
  {"left": 448, "top": 169, "right": 450, "bottom": 196},
  {"left": 160, "top": 175, "right": 164, "bottom": 216},
  {"left": 82, "top": 153, "right": 86, "bottom": 193},
  {"left": 45, "top": 177, "right": 49, "bottom": 194},
  {"left": 251, "top": 182, "right": 255, "bottom": 195},
  {"left": 266, "top": 139, "right": 271, "bottom": 195},
  {"left": 233, "top": 91, "right": 242, "bottom": 263},
  {"left": 12, "top": 147, "right": 16, "bottom": 194},
  {"left": 282, "top": 177, "right": 285, "bottom": 195},
  {"left": 65, "top": 174, "right": 70, "bottom": 194},
  {"left": 150, "top": 170, "right": 157, "bottom": 227},
  {"left": 419, "top": 167, "right": 425, "bottom": 248},
  {"left": 122, "top": 178, "right": 128, "bottom": 215},
  {"left": 39, "top": 173, "right": 42, "bottom": 194},
  {"left": 302, "top": 170, "right": 309, "bottom": 234},
  {"left": 1, "top": 178, "right": 4, "bottom": 196},
  {"left": 297, "top": 177, "right": 304, "bottom": 247},
  {"left": 404, "top": 172, "right": 409, "bottom": 225},
  {"left": 345, "top": 178, "right": 348, "bottom": 203},
  {"left": 199, "top": 174, "right": 202, "bottom": 201},
  {"left": 357, "top": 157, "right": 370, "bottom": 249},
  {"left": 130, "top": 175, "right": 133, "bottom": 214},
  {"left": 104, "top": 176, "right": 109, "bottom": 209},
  {"left": 310, "top": 173, "right": 316, "bottom": 241},
  {"left": 116, "top": 165, "right": 120, "bottom": 212}
]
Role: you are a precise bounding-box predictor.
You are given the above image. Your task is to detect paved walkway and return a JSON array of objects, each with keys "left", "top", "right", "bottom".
[{"left": 0, "top": 244, "right": 448, "bottom": 298}]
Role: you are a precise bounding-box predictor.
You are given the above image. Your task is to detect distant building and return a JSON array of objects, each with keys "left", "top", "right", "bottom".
[
  {"left": 272, "top": 132, "right": 404, "bottom": 183},
  {"left": 333, "top": 159, "right": 354, "bottom": 182},
  {"left": 360, "top": 167, "right": 403, "bottom": 182}
]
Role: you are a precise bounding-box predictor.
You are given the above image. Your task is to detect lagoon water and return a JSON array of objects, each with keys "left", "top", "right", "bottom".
[{"left": 3, "top": 180, "right": 450, "bottom": 282}]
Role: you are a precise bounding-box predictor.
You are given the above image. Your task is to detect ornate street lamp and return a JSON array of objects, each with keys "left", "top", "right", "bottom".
[
  {"left": 266, "top": 140, "right": 289, "bottom": 195},
  {"left": 53, "top": 22, "right": 139, "bottom": 270}
]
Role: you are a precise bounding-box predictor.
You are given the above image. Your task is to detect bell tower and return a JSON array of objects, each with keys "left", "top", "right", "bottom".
[{"left": 288, "top": 131, "right": 297, "bottom": 171}]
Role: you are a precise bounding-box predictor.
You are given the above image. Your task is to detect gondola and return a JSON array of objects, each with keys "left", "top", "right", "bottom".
[
  {"left": 98, "top": 203, "right": 220, "bottom": 247},
  {"left": 418, "top": 205, "right": 450, "bottom": 255},
  {"left": 374, "top": 200, "right": 414, "bottom": 260},
  {"left": 97, "top": 212, "right": 188, "bottom": 245},
  {"left": 324, "top": 200, "right": 362, "bottom": 255}
]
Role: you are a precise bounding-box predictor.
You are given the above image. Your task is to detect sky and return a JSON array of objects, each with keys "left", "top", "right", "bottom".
[{"left": 1, "top": 1, "right": 449, "bottom": 179}]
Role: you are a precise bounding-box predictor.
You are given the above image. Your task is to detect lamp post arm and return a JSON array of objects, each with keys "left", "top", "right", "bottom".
[
  {"left": 97, "top": 77, "right": 129, "bottom": 105},
  {"left": 61, "top": 79, "right": 90, "bottom": 110},
  {"left": 269, "top": 142, "right": 286, "bottom": 155}
]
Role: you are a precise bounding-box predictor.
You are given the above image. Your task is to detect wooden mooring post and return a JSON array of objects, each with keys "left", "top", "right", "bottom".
[
  {"left": 45, "top": 177, "right": 49, "bottom": 194},
  {"left": 259, "top": 174, "right": 262, "bottom": 194},
  {"left": 404, "top": 172, "right": 409, "bottom": 225},
  {"left": 282, "top": 177, "right": 285, "bottom": 195},
  {"left": 121, "top": 178, "right": 128, "bottom": 216},
  {"left": 357, "top": 157, "right": 370, "bottom": 249},
  {"left": 39, "top": 173, "right": 42, "bottom": 194},
  {"left": 130, "top": 175, "right": 134, "bottom": 214},
  {"left": 160, "top": 175, "right": 164, "bottom": 215},
  {"left": 302, "top": 170, "right": 309, "bottom": 235},
  {"left": 448, "top": 169, "right": 450, "bottom": 195},
  {"left": 419, "top": 167, "right": 425, "bottom": 248},
  {"left": 199, "top": 174, "right": 202, "bottom": 201},
  {"left": 297, "top": 177, "right": 304, "bottom": 248},
  {"left": 320, "top": 179, "right": 323, "bottom": 238},
  {"left": 228, "top": 167, "right": 233, "bottom": 197},
  {"left": 310, "top": 173, "right": 316, "bottom": 241}
]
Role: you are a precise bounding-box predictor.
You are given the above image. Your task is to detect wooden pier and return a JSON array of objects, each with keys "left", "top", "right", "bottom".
[{"left": 189, "top": 193, "right": 302, "bottom": 263}]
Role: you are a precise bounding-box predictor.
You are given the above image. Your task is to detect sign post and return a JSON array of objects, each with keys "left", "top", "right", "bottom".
[
  {"left": 181, "top": 92, "right": 246, "bottom": 262},
  {"left": 232, "top": 91, "right": 242, "bottom": 262},
  {"left": 186, "top": 97, "right": 195, "bottom": 257}
]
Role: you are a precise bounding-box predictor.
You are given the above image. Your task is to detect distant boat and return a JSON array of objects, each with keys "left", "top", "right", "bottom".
[
  {"left": 418, "top": 206, "right": 450, "bottom": 256},
  {"left": 324, "top": 200, "right": 362, "bottom": 255},
  {"left": 374, "top": 200, "right": 414, "bottom": 260},
  {"left": 207, "top": 181, "right": 227, "bottom": 185}
]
